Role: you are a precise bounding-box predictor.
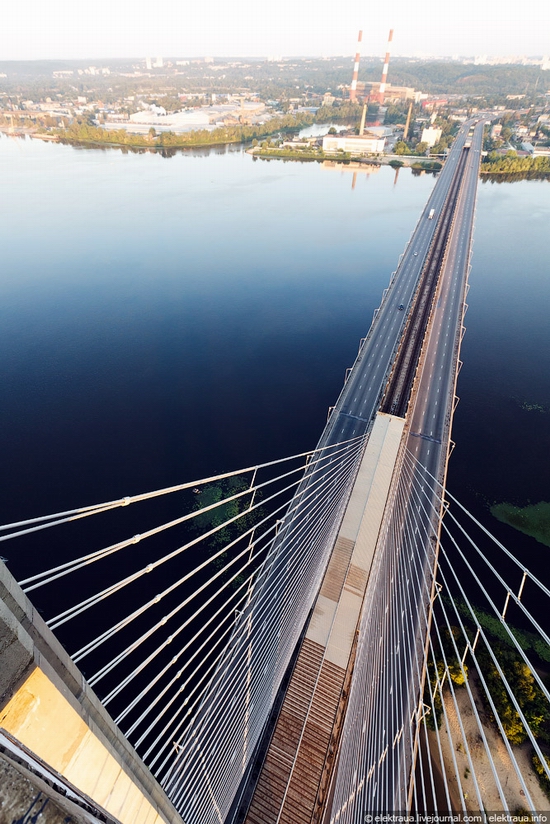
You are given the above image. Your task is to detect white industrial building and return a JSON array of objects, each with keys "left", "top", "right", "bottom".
[
  {"left": 108, "top": 101, "right": 267, "bottom": 135},
  {"left": 322, "top": 134, "right": 386, "bottom": 155},
  {"left": 420, "top": 127, "right": 443, "bottom": 148}
]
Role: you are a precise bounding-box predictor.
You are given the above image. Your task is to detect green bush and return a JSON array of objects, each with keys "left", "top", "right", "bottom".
[{"left": 532, "top": 753, "right": 550, "bottom": 799}]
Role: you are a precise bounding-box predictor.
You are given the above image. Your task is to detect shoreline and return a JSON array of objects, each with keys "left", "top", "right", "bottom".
[
  {"left": 9, "top": 129, "right": 548, "bottom": 180},
  {"left": 0, "top": 113, "right": 317, "bottom": 153},
  {"left": 0, "top": 128, "right": 257, "bottom": 152},
  {"left": 40, "top": 132, "right": 251, "bottom": 151},
  {"left": 480, "top": 169, "right": 550, "bottom": 177},
  {"left": 248, "top": 146, "right": 444, "bottom": 169}
]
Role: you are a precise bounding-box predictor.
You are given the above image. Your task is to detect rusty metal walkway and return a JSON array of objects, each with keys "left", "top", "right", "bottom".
[{"left": 245, "top": 413, "right": 405, "bottom": 824}]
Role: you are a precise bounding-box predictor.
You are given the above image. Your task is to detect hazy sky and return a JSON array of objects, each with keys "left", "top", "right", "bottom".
[{"left": 3, "top": 0, "right": 549, "bottom": 61}]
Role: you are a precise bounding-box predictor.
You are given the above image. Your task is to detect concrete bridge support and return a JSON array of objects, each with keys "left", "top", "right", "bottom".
[{"left": 0, "top": 561, "right": 181, "bottom": 824}]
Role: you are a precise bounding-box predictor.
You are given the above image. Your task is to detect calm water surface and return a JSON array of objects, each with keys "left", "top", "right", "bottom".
[{"left": 1, "top": 135, "right": 549, "bottom": 584}]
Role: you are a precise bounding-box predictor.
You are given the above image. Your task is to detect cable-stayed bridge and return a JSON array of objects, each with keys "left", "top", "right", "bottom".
[{"left": 1, "top": 119, "right": 549, "bottom": 823}]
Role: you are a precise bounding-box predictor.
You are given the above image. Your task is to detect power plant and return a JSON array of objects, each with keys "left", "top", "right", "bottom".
[{"left": 347, "top": 27, "right": 414, "bottom": 106}]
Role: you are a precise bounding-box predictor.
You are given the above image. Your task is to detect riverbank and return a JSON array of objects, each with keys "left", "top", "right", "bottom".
[
  {"left": 248, "top": 145, "right": 444, "bottom": 171},
  {"left": 1, "top": 111, "right": 318, "bottom": 153},
  {"left": 480, "top": 153, "right": 550, "bottom": 177},
  {"left": 480, "top": 171, "right": 550, "bottom": 181},
  {"left": 249, "top": 146, "right": 350, "bottom": 163}
]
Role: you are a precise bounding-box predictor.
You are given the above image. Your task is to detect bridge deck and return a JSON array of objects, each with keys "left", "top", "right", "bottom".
[{"left": 245, "top": 413, "right": 405, "bottom": 824}]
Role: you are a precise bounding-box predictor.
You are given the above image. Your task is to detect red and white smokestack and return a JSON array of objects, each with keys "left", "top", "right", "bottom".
[
  {"left": 378, "top": 28, "right": 394, "bottom": 101},
  {"left": 350, "top": 30, "right": 363, "bottom": 102}
]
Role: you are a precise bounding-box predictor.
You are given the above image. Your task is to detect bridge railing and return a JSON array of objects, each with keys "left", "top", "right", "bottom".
[
  {"left": 327, "top": 447, "right": 550, "bottom": 821},
  {"left": 0, "top": 433, "right": 367, "bottom": 822}
]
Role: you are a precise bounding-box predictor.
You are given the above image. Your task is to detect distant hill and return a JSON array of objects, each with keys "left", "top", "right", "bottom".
[{"left": 0, "top": 57, "right": 547, "bottom": 100}]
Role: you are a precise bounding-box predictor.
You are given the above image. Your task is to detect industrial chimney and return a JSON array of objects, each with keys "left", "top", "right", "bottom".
[
  {"left": 377, "top": 29, "right": 394, "bottom": 103},
  {"left": 349, "top": 30, "right": 363, "bottom": 102}
]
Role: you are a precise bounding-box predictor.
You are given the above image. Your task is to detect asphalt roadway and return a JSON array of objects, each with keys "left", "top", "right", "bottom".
[
  {"left": 341, "top": 119, "right": 486, "bottom": 814},
  {"left": 317, "top": 121, "right": 477, "bottom": 452},
  {"left": 407, "top": 121, "right": 485, "bottom": 481}
]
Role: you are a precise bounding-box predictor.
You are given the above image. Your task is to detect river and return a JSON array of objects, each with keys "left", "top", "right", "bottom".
[{"left": 0, "top": 134, "right": 548, "bottom": 601}]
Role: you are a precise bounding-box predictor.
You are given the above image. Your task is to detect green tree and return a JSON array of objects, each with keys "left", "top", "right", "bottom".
[
  {"left": 480, "top": 152, "right": 550, "bottom": 177},
  {"left": 424, "top": 627, "right": 468, "bottom": 730},
  {"left": 448, "top": 661, "right": 468, "bottom": 686},
  {"left": 315, "top": 102, "right": 363, "bottom": 124},
  {"left": 394, "top": 140, "right": 411, "bottom": 155},
  {"left": 532, "top": 753, "right": 550, "bottom": 799},
  {"left": 477, "top": 645, "right": 550, "bottom": 745}
]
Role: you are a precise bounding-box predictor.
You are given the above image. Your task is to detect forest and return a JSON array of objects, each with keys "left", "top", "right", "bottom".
[{"left": 480, "top": 151, "right": 550, "bottom": 176}]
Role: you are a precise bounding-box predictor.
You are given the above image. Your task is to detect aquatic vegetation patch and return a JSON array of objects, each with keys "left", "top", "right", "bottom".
[
  {"left": 511, "top": 395, "right": 548, "bottom": 413},
  {"left": 491, "top": 501, "right": 550, "bottom": 548},
  {"left": 520, "top": 401, "right": 545, "bottom": 413}
]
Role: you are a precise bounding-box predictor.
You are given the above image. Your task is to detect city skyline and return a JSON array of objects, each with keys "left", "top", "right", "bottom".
[{"left": 2, "top": 0, "right": 549, "bottom": 62}]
